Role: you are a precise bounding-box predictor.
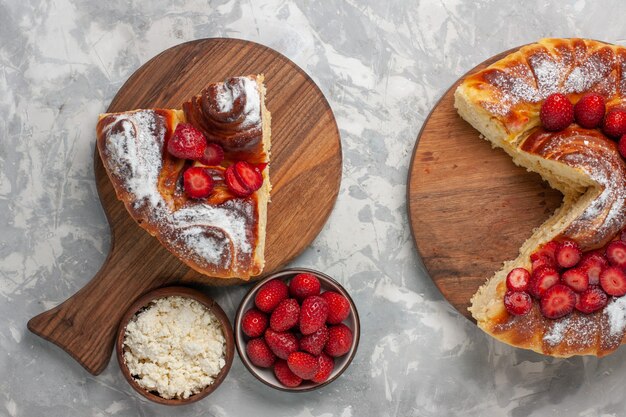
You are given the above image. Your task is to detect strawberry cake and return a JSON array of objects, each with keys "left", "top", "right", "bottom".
[
  {"left": 96, "top": 75, "right": 271, "bottom": 279},
  {"left": 455, "top": 38, "right": 626, "bottom": 356}
]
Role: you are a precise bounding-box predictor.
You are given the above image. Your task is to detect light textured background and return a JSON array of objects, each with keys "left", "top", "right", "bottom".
[{"left": 2, "top": 1, "right": 626, "bottom": 416}]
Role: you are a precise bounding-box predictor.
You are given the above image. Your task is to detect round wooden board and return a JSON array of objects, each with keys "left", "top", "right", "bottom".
[
  {"left": 28, "top": 38, "right": 342, "bottom": 375},
  {"left": 407, "top": 47, "right": 563, "bottom": 321}
]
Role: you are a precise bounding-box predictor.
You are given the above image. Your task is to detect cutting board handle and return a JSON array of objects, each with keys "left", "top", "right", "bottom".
[{"left": 27, "top": 238, "right": 176, "bottom": 375}]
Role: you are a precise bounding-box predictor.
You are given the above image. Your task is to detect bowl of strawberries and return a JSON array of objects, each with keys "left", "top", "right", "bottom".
[{"left": 234, "top": 268, "right": 360, "bottom": 391}]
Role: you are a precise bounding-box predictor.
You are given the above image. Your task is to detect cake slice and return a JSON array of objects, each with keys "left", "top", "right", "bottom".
[{"left": 96, "top": 75, "right": 271, "bottom": 279}]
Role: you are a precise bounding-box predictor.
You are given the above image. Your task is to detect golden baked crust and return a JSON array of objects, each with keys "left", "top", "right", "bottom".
[
  {"left": 96, "top": 75, "right": 270, "bottom": 280},
  {"left": 455, "top": 38, "right": 626, "bottom": 356}
]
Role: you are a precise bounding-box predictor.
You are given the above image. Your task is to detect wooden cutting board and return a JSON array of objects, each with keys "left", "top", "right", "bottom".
[
  {"left": 27, "top": 38, "right": 342, "bottom": 375},
  {"left": 407, "top": 47, "right": 563, "bottom": 321}
]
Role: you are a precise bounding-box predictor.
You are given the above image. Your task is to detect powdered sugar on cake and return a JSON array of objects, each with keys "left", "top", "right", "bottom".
[
  {"left": 100, "top": 109, "right": 255, "bottom": 272},
  {"left": 214, "top": 77, "right": 260, "bottom": 128},
  {"left": 605, "top": 296, "right": 626, "bottom": 336},
  {"left": 543, "top": 317, "right": 570, "bottom": 346}
]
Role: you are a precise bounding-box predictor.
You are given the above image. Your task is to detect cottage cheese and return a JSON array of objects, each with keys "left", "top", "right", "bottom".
[{"left": 122, "top": 296, "right": 226, "bottom": 399}]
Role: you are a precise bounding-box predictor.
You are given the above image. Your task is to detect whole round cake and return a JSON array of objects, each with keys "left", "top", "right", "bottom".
[{"left": 455, "top": 38, "right": 626, "bottom": 357}]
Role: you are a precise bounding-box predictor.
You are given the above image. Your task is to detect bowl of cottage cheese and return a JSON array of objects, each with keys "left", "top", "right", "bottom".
[{"left": 115, "top": 286, "right": 234, "bottom": 405}]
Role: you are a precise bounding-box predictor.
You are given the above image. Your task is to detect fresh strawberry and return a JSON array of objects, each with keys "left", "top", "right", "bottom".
[
  {"left": 561, "top": 267, "right": 589, "bottom": 292},
  {"left": 617, "top": 134, "right": 626, "bottom": 159},
  {"left": 540, "top": 284, "right": 576, "bottom": 319},
  {"left": 300, "top": 325, "right": 329, "bottom": 356},
  {"left": 600, "top": 266, "right": 626, "bottom": 296},
  {"left": 311, "top": 353, "right": 335, "bottom": 384},
  {"left": 574, "top": 93, "right": 606, "bottom": 128},
  {"left": 167, "top": 123, "right": 207, "bottom": 160},
  {"left": 532, "top": 255, "right": 557, "bottom": 272},
  {"left": 273, "top": 359, "right": 302, "bottom": 387},
  {"left": 256, "top": 162, "right": 268, "bottom": 172},
  {"left": 255, "top": 279, "right": 289, "bottom": 313},
  {"left": 540, "top": 93, "right": 574, "bottom": 131},
  {"left": 287, "top": 352, "right": 320, "bottom": 380},
  {"left": 575, "top": 285, "right": 608, "bottom": 314},
  {"left": 324, "top": 323, "right": 353, "bottom": 357},
  {"left": 182, "top": 167, "right": 214, "bottom": 199},
  {"left": 579, "top": 252, "right": 609, "bottom": 285},
  {"left": 246, "top": 338, "right": 276, "bottom": 368},
  {"left": 224, "top": 165, "right": 252, "bottom": 197},
  {"left": 321, "top": 291, "right": 351, "bottom": 324},
  {"left": 241, "top": 308, "right": 268, "bottom": 338},
  {"left": 199, "top": 143, "right": 224, "bottom": 166},
  {"left": 506, "top": 268, "right": 531, "bottom": 292},
  {"left": 234, "top": 161, "right": 264, "bottom": 192},
  {"left": 531, "top": 241, "right": 559, "bottom": 263},
  {"left": 270, "top": 298, "right": 300, "bottom": 332},
  {"left": 503, "top": 291, "right": 532, "bottom": 316},
  {"left": 300, "top": 296, "right": 329, "bottom": 335},
  {"left": 602, "top": 108, "right": 626, "bottom": 138},
  {"left": 264, "top": 328, "right": 299, "bottom": 360},
  {"left": 289, "top": 273, "right": 321, "bottom": 301},
  {"left": 555, "top": 240, "right": 582, "bottom": 268},
  {"left": 530, "top": 266, "right": 560, "bottom": 298},
  {"left": 606, "top": 240, "right": 626, "bottom": 268}
]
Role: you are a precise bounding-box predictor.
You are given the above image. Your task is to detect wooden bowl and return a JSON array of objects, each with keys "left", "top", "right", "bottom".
[
  {"left": 115, "top": 286, "right": 235, "bottom": 405},
  {"left": 234, "top": 268, "right": 360, "bottom": 392}
]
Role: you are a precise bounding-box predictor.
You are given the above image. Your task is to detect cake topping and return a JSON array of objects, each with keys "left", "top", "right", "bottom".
[
  {"left": 540, "top": 93, "right": 574, "bottom": 131},
  {"left": 574, "top": 93, "right": 606, "bottom": 128},
  {"left": 167, "top": 123, "right": 207, "bottom": 160},
  {"left": 503, "top": 291, "right": 532, "bottom": 316},
  {"left": 183, "top": 167, "right": 214, "bottom": 199},
  {"left": 599, "top": 267, "right": 626, "bottom": 296},
  {"left": 540, "top": 284, "right": 576, "bottom": 319},
  {"left": 561, "top": 267, "right": 589, "bottom": 292},
  {"left": 200, "top": 143, "right": 225, "bottom": 166},
  {"left": 506, "top": 268, "right": 531, "bottom": 292},
  {"left": 575, "top": 285, "right": 608, "bottom": 313},
  {"left": 602, "top": 108, "right": 626, "bottom": 138},
  {"left": 555, "top": 240, "right": 582, "bottom": 268},
  {"left": 530, "top": 266, "right": 560, "bottom": 298},
  {"left": 606, "top": 240, "right": 626, "bottom": 268}
]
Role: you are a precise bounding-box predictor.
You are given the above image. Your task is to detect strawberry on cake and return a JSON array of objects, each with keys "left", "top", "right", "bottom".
[
  {"left": 455, "top": 38, "right": 626, "bottom": 357},
  {"left": 96, "top": 75, "right": 271, "bottom": 280}
]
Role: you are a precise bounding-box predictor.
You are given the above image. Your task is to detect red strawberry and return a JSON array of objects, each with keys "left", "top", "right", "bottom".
[
  {"left": 287, "top": 352, "right": 320, "bottom": 380},
  {"left": 579, "top": 252, "right": 609, "bottom": 285},
  {"left": 300, "top": 325, "right": 329, "bottom": 356},
  {"left": 167, "top": 123, "right": 207, "bottom": 160},
  {"left": 540, "top": 284, "right": 576, "bottom": 319},
  {"left": 264, "top": 328, "right": 299, "bottom": 360},
  {"left": 270, "top": 298, "right": 300, "bottom": 332},
  {"left": 530, "top": 266, "right": 560, "bottom": 298},
  {"left": 531, "top": 255, "right": 557, "bottom": 272},
  {"left": 606, "top": 240, "right": 626, "bottom": 268},
  {"left": 246, "top": 338, "right": 276, "bottom": 368},
  {"left": 183, "top": 167, "right": 214, "bottom": 199},
  {"left": 600, "top": 267, "right": 626, "bottom": 296},
  {"left": 531, "top": 241, "right": 559, "bottom": 263},
  {"left": 273, "top": 359, "right": 302, "bottom": 387},
  {"left": 602, "top": 108, "right": 626, "bottom": 138},
  {"left": 575, "top": 285, "right": 608, "bottom": 314},
  {"left": 503, "top": 291, "right": 532, "bottom": 316},
  {"left": 555, "top": 240, "right": 582, "bottom": 268},
  {"left": 321, "top": 291, "right": 351, "bottom": 324},
  {"left": 241, "top": 308, "right": 268, "bottom": 338},
  {"left": 300, "top": 296, "right": 329, "bottom": 335},
  {"left": 255, "top": 279, "right": 289, "bottom": 313},
  {"left": 540, "top": 93, "right": 574, "bottom": 131},
  {"left": 621, "top": 229, "right": 626, "bottom": 242},
  {"left": 618, "top": 135, "right": 626, "bottom": 159},
  {"left": 324, "top": 323, "right": 353, "bottom": 357},
  {"left": 506, "top": 268, "right": 531, "bottom": 292},
  {"left": 225, "top": 165, "right": 252, "bottom": 197},
  {"left": 574, "top": 93, "right": 606, "bottom": 128},
  {"left": 234, "top": 161, "right": 263, "bottom": 192},
  {"left": 289, "top": 273, "right": 321, "bottom": 301},
  {"left": 561, "top": 267, "right": 589, "bottom": 292},
  {"left": 199, "top": 143, "right": 224, "bottom": 166},
  {"left": 311, "top": 353, "right": 335, "bottom": 384}
]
